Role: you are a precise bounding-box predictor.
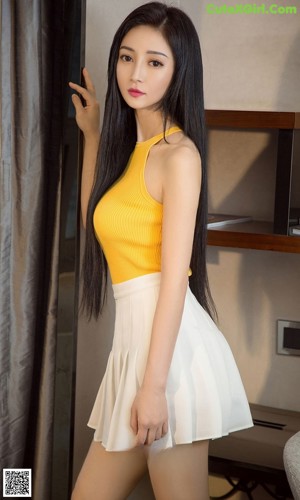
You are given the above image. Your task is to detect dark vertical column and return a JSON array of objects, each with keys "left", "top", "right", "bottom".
[
  {"left": 51, "top": 1, "right": 86, "bottom": 499},
  {"left": 273, "top": 129, "right": 294, "bottom": 234}
]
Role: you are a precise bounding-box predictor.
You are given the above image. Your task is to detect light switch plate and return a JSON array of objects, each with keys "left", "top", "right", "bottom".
[{"left": 277, "top": 320, "right": 300, "bottom": 356}]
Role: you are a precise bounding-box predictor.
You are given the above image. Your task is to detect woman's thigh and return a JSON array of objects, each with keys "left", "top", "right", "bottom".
[
  {"left": 71, "top": 440, "right": 148, "bottom": 500},
  {"left": 147, "top": 440, "right": 210, "bottom": 500}
]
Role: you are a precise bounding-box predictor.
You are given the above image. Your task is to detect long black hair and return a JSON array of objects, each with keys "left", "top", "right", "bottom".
[{"left": 82, "top": 2, "right": 216, "bottom": 320}]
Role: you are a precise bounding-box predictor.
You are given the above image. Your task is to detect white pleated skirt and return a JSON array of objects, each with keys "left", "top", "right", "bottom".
[{"left": 88, "top": 272, "right": 253, "bottom": 452}]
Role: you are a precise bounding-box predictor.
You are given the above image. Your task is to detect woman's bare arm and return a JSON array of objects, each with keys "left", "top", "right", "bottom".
[
  {"left": 69, "top": 68, "right": 100, "bottom": 228},
  {"left": 130, "top": 144, "right": 202, "bottom": 446}
]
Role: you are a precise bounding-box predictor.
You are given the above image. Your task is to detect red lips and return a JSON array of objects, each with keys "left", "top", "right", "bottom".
[{"left": 128, "top": 88, "right": 145, "bottom": 97}]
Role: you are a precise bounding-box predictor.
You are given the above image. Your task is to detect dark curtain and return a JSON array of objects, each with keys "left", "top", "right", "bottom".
[{"left": 0, "top": 1, "right": 79, "bottom": 498}]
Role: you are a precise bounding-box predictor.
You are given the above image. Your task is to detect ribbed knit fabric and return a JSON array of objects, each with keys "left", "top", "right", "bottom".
[{"left": 93, "top": 126, "right": 182, "bottom": 284}]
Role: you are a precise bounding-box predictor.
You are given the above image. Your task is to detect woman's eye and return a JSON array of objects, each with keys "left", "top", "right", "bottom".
[
  {"left": 149, "top": 60, "right": 163, "bottom": 67},
  {"left": 120, "top": 54, "right": 132, "bottom": 62}
]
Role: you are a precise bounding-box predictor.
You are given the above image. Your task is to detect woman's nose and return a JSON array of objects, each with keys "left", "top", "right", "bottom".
[{"left": 130, "top": 62, "right": 144, "bottom": 83}]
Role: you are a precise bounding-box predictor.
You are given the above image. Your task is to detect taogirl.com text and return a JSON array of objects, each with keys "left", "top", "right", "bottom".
[{"left": 206, "top": 3, "right": 297, "bottom": 14}]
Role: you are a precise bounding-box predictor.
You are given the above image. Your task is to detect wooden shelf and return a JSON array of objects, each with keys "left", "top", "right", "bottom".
[
  {"left": 205, "top": 110, "right": 300, "bottom": 129},
  {"left": 208, "top": 221, "right": 300, "bottom": 253},
  {"left": 205, "top": 110, "right": 300, "bottom": 252}
]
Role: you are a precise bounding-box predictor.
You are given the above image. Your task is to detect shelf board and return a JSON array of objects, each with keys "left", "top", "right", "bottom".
[
  {"left": 207, "top": 221, "right": 300, "bottom": 253},
  {"left": 205, "top": 110, "right": 300, "bottom": 130}
]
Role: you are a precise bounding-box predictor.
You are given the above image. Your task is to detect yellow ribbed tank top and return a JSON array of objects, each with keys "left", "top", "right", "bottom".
[{"left": 93, "top": 126, "right": 182, "bottom": 284}]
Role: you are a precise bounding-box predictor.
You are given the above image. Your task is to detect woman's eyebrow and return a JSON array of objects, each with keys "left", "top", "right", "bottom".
[{"left": 119, "top": 45, "right": 168, "bottom": 58}]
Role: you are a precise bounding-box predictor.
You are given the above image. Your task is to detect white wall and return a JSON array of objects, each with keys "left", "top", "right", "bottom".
[{"left": 73, "top": 1, "right": 300, "bottom": 498}]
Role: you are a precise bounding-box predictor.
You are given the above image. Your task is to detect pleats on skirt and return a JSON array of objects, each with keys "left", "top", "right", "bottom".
[{"left": 88, "top": 272, "right": 253, "bottom": 452}]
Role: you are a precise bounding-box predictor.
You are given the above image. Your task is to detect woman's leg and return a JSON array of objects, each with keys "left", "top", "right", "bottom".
[
  {"left": 71, "top": 440, "right": 148, "bottom": 500},
  {"left": 147, "top": 440, "right": 210, "bottom": 500}
]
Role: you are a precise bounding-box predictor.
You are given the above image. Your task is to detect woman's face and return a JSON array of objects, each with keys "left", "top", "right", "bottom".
[{"left": 116, "top": 25, "right": 175, "bottom": 112}]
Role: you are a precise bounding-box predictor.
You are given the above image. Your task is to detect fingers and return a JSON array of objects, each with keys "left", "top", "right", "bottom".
[
  {"left": 147, "top": 426, "right": 163, "bottom": 445},
  {"left": 136, "top": 426, "right": 149, "bottom": 446},
  {"left": 162, "top": 421, "right": 168, "bottom": 436},
  {"left": 69, "top": 68, "right": 96, "bottom": 105},
  {"left": 69, "top": 81, "right": 94, "bottom": 103},
  {"left": 69, "top": 67, "right": 100, "bottom": 135},
  {"left": 130, "top": 406, "right": 138, "bottom": 435},
  {"left": 130, "top": 389, "right": 169, "bottom": 447},
  {"left": 82, "top": 67, "right": 95, "bottom": 93},
  {"left": 134, "top": 422, "right": 168, "bottom": 447},
  {"left": 155, "top": 426, "right": 163, "bottom": 441},
  {"left": 71, "top": 93, "right": 84, "bottom": 113}
]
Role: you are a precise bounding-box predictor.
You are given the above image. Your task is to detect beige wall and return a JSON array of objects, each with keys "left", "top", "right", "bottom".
[
  {"left": 73, "top": 1, "right": 300, "bottom": 498},
  {"left": 199, "top": 2, "right": 300, "bottom": 111}
]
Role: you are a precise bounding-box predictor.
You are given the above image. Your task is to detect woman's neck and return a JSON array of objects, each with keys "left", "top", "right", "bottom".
[{"left": 135, "top": 109, "right": 174, "bottom": 142}]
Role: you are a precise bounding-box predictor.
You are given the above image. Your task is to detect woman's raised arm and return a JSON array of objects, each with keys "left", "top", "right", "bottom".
[{"left": 69, "top": 67, "right": 100, "bottom": 228}]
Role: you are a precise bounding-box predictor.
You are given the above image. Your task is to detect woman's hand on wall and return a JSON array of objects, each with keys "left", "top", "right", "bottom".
[
  {"left": 69, "top": 67, "right": 100, "bottom": 227},
  {"left": 69, "top": 67, "right": 100, "bottom": 138}
]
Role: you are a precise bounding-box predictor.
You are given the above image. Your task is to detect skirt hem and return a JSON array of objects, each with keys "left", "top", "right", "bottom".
[{"left": 87, "top": 421, "right": 254, "bottom": 452}]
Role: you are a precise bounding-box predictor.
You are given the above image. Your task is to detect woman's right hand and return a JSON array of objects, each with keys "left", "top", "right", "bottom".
[{"left": 69, "top": 67, "right": 100, "bottom": 138}]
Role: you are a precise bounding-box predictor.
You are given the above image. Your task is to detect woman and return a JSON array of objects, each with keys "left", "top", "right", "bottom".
[{"left": 69, "top": 3, "right": 253, "bottom": 499}]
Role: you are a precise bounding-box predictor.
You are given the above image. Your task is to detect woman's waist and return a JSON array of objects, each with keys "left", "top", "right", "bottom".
[{"left": 112, "top": 272, "right": 162, "bottom": 299}]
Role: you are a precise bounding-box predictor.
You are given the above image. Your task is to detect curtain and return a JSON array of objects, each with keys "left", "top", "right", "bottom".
[{"left": 0, "top": 1, "right": 69, "bottom": 498}]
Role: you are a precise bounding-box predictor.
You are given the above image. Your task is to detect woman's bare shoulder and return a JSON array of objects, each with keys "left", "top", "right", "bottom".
[
  {"left": 155, "top": 132, "right": 202, "bottom": 196},
  {"left": 158, "top": 131, "right": 201, "bottom": 173},
  {"left": 146, "top": 130, "right": 201, "bottom": 203},
  {"left": 158, "top": 130, "right": 200, "bottom": 163}
]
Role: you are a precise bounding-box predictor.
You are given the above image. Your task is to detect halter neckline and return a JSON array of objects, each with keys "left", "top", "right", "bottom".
[{"left": 135, "top": 126, "right": 182, "bottom": 146}]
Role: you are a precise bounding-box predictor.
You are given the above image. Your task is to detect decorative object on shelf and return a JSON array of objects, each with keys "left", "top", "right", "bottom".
[
  {"left": 289, "top": 225, "right": 300, "bottom": 236},
  {"left": 208, "top": 214, "right": 252, "bottom": 228}
]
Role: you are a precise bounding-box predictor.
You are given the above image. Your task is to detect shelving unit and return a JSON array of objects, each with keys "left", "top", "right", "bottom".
[{"left": 205, "top": 110, "right": 300, "bottom": 254}]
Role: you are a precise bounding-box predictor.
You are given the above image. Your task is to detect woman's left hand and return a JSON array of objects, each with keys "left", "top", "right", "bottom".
[{"left": 130, "top": 385, "right": 168, "bottom": 446}]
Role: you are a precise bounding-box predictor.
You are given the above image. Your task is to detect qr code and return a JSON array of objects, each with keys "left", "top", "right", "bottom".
[{"left": 3, "top": 469, "right": 32, "bottom": 497}]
